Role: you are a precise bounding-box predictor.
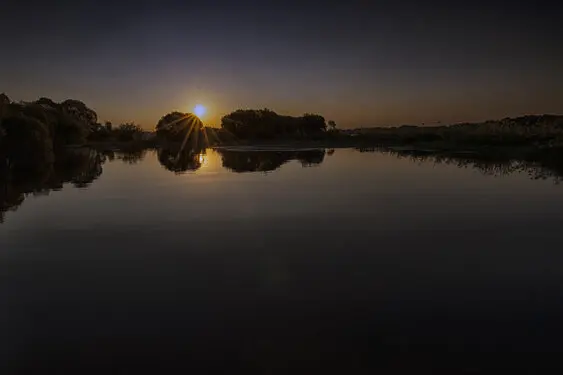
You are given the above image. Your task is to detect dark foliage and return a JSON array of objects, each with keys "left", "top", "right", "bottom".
[
  {"left": 156, "top": 112, "right": 204, "bottom": 144},
  {"left": 0, "top": 93, "right": 10, "bottom": 106},
  {"left": 0, "top": 94, "right": 98, "bottom": 152},
  {"left": 114, "top": 123, "right": 143, "bottom": 142},
  {"left": 221, "top": 109, "right": 326, "bottom": 140},
  {"left": 203, "top": 127, "right": 237, "bottom": 145},
  {"left": 0, "top": 114, "right": 54, "bottom": 166},
  {"left": 355, "top": 115, "right": 563, "bottom": 148},
  {"left": 88, "top": 122, "right": 146, "bottom": 143}
]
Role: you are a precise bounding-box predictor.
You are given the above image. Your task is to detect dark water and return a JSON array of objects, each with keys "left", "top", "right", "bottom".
[{"left": 2, "top": 147, "right": 563, "bottom": 374}]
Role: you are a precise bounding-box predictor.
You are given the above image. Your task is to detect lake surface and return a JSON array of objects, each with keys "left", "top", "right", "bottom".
[{"left": 2, "top": 147, "right": 563, "bottom": 373}]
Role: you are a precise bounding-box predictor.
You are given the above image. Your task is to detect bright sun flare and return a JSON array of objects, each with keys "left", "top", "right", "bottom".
[{"left": 194, "top": 104, "right": 206, "bottom": 118}]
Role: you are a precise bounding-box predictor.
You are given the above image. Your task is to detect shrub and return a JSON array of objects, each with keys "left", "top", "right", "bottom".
[
  {"left": 221, "top": 109, "right": 326, "bottom": 139},
  {"left": 115, "top": 123, "right": 143, "bottom": 142}
]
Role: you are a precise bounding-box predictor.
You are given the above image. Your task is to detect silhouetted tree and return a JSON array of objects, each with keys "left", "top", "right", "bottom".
[
  {"left": 0, "top": 93, "right": 9, "bottom": 144},
  {"left": 115, "top": 123, "right": 143, "bottom": 142},
  {"left": 156, "top": 112, "right": 204, "bottom": 146},
  {"left": 0, "top": 114, "right": 54, "bottom": 165},
  {"left": 34, "top": 98, "right": 97, "bottom": 144},
  {"left": 0, "top": 93, "right": 10, "bottom": 106},
  {"left": 328, "top": 120, "right": 337, "bottom": 131},
  {"left": 300, "top": 113, "right": 327, "bottom": 136},
  {"left": 88, "top": 123, "right": 111, "bottom": 141},
  {"left": 0, "top": 95, "right": 99, "bottom": 148},
  {"left": 221, "top": 109, "right": 327, "bottom": 140}
]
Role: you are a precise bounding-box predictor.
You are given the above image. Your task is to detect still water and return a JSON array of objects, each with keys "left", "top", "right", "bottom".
[{"left": 2, "top": 147, "right": 563, "bottom": 373}]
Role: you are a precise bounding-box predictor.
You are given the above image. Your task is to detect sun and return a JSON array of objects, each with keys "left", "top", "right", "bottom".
[{"left": 194, "top": 104, "right": 206, "bottom": 118}]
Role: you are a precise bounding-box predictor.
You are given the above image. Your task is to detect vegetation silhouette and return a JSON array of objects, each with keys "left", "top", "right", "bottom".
[
  {"left": 221, "top": 109, "right": 327, "bottom": 140},
  {"left": 156, "top": 112, "right": 204, "bottom": 143},
  {"left": 354, "top": 115, "right": 563, "bottom": 148},
  {"left": 4, "top": 89, "right": 563, "bottom": 190},
  {"left": 154, "top": 112, "right": 208, "bottom": 173},
  {"left": 0, "top": 93, "right": 150, "bottom": 156},
  {"left": 1, "top": 94, "right": 96, "bottom": 148},
  {"left": 7, "top": 90, "right": 563, "bottom": 158},
  {"left": 216, "top": 148, "right": 326, "bottom": 173},
  {"left": 88, "top": 121, "right": 148, "bottom": 144}
]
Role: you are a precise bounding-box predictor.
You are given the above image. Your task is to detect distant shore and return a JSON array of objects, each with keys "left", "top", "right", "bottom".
[
  {"left": 44, "top": 111, "right": 563, "bottom": 164},
  {"left": 82, "top": 125, "right": 563, "bottom": 159},
  {"left": 210, "top": 114, "right": 563, "bottom": 158}
]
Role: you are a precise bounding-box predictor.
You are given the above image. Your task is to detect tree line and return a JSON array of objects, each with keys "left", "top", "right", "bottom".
[
  {"left": 1, "top": 93, "right": 339, "bottom": 161},
  {"left": 0, "top": 93, "right": 147, "bottom": 156},
  {"left": 221, "top": 109, "right": 335, "bottom": 140}
]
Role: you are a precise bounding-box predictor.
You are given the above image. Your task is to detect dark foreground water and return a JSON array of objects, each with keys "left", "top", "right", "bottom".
[{"left": 2, "top": 147, "right": 563, "bottom": 374}]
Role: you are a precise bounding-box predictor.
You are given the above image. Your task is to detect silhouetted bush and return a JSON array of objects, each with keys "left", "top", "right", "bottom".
[
  {"left": 355, "top": 115, "right": 563, "bottom": 148},
  {"left": 0, "top": 93, "right": 10, "bottom": 106},
  {"left": 0, "top": 94, "right": 98, "bottom": 152},
  {"left": 114, "top": 123, "right": 143, "bottom": 142},
  {"left": 156, "top": 112, "right": 204, "bottom": 145},
  {"left": 221, "top": 109, "right": 327, "bottom": 140},
  {"left": 0, "top": 114, "right": 54, "bottom": 166}
]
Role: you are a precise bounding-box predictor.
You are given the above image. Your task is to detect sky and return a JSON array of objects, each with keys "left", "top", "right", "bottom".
[{"left": 1, "top": 0, "right": 562, "bottom": 129}]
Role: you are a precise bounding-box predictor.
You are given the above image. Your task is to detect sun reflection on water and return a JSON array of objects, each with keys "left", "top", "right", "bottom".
[{"left": 198, "top": 153, "right": 207, "bottom": 166}]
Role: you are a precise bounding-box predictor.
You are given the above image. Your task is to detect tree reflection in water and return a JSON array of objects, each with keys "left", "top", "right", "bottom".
[
  {"left": 216, "top": 148, "right": 326, "bottom": 173},
  {"left": 0, "top": 148, "right": 104, "bottom": 223},
  {"left": 3, "top": 145, "right": 563, "bottom": 223},
  {"left": 359, "top": 147, "right": 563, "bottom": 183},
  {"left": 157, "top": 144, "right": 206, "bottom": 173},
  {"left": 100, "top": 149, "right": 148, "bottom": 165}
]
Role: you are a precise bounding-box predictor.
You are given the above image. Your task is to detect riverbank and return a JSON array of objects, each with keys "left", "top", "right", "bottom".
[
  {"left": 79, "top": 131, "right": 563, "bottom": 162},
  {"left": 83, "top": 139, "right": 157, "bottom": 152},
  {"left": 56, "top": 114, "right": 563, "bottom": 167}
]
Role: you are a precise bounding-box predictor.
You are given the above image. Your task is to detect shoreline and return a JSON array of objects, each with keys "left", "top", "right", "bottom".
[{"left": 77, "top": 137, "right": 560, "bottom": 156}]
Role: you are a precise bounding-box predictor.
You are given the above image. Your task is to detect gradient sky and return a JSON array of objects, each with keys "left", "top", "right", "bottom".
[{"left": 1, "top": 0, "right": 562, "bottom": 129}]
